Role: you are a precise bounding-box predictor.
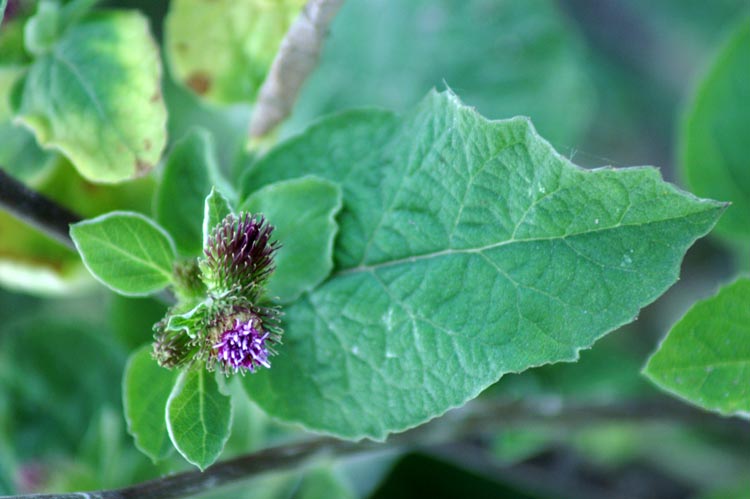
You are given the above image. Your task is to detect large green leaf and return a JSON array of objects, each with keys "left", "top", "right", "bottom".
[
  {"left": 166, "top": 368, "right": 232, "bottom": 470},
  {"left": 164, "top": 0, "right": 304, "bottom": 104},
  {"left": 70, "top": 211, "right": 176, "bottom": 296},
  {"left": 288, "top": 0, "right": 594, "bottom": 145},
  {"left": 240, "top": 90, "right": 724, "bottom": 440},
  {"left": 644, "top": 278, "right": 750, "bottom": 417},
  {"left": 122, "top": 345, "right": 178, "bottom": 463},
  {"left": 681, "top": 19, "right": 750, "bottom": 247},
  {"left": 155, "top": 128, "right": 223, "bottom": 257},
  {"left": 11, "top": 10, "right": 167, "bottom": 183},
  {"left": 241, "top": 176, "right": 342, "bottom": 303}
]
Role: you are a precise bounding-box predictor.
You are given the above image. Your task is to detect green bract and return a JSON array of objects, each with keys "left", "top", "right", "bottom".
[
  {"left": 240, "top": 90, "right": 725, "bottom": 439},
  {"left": 203, "top": 187, "right": 233, "bottom": 248},
  {"left": 12, "top": 10, "right": 167, "bottom": 183}
]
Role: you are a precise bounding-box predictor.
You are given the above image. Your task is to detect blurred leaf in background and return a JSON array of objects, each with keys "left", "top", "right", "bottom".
[
  {"left": 559, "top": 0, "right": 750, "bottom": 171},
  {"left": 0, "top": 1, "right": 55, "bottom": 184},
  {"left": 680, "top": 18, "right": 750, "bottom": 248},
  {"left": 11, "top": 8, "right": 168, "bottom": 183},
  {"left": 287, "top": 0, "right": 595, "bottom": 147},
  {"left": 164, "top": 0, "right": 305, "bottom": 104}
]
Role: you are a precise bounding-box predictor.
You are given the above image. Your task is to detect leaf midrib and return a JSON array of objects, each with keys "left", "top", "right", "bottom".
[
  {"left": 335, "top": 209, "right": 714, "bottom": 277},
  {"left": 85, "top": 229, "right": 172, "bottom": 279}
]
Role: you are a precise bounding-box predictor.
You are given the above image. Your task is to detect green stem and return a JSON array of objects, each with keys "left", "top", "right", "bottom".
[{"left": 0, "top": 167, "right": 81, "bottom": 251}]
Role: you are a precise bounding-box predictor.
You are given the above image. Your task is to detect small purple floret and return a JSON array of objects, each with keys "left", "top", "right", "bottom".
[{"left": 214, "top": 318, "right": 271, "bottom": 373}]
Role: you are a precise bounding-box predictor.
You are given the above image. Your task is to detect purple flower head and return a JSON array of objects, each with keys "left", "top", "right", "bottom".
[
  {"left": 201, "top": 213, "right": 279, "bottom": 298},
  {"left": 214, "top": 316, "right": 275, "bottom": 374}
]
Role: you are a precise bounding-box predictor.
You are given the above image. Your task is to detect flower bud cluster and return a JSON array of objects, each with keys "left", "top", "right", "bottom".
[{"left": 153, "top": 213, "right": 282, "bottom": 375}]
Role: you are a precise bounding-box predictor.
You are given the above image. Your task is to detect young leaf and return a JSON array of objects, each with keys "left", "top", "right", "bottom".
[
  {"left": 644, "top": 278, "right": 750, "bottom": 417},
  {"left": 681, "top": 19, "right": 750, "bottom": 247},
  {"left": 155, "top": 129, "right": 223, "bottom": 257},
  {"left": 12, "top": 10, "right": 167, "bottom": 183},
  {"left": 166, "top": 368, "right": 232, "bottom": 470},
  {"left": 241, "top": 90, "right": 725, "bottom": 440},
  {"left": 164, "top": 0, "right": 304, "bottom": 104},
  {"left": 203, "top": 187, "right": 233, "bottom": 247},
  {"left": 241, "top": 176, "right": 342, "bottom": 303},
  {"left": 70, "top": 211, "right": 176, "bottom": 296},
  {"left": 123, "top": 345, "right": 178, "bottom": 462}
]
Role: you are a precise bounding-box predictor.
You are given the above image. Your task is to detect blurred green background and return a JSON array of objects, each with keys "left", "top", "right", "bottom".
[{"left": 1, "top": 0, "right": 749, "bottom": 497}]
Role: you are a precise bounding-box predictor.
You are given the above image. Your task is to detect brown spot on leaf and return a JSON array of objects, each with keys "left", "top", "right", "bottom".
[
  {"left": 176, "top": 42, "right": 189, "bottom": 53},
  {"left": 150, "top": 89, "right": 162, "bottom": 103},
  {"left": 135, "top": 159, "right": 152, "bottom": 177},
  {"left": 187, "top": 72, "right": 212, "bottom": 95},
  {"left": 82, "top": 182, "right": 103, "bottom": 194},
  {"left": 144, "top": 139, "right": 152, "bottom": 151}
]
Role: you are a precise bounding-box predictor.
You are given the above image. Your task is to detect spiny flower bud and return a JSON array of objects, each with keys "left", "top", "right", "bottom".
[
  {"left": 152, "top": 211, "right": 283, "bottom": 375},
  {"left": 153, "top": 317, "right": 201, "bottom": 368},
  {"left": 200, "top": 213, "right": 279, "bottom": 298}
]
